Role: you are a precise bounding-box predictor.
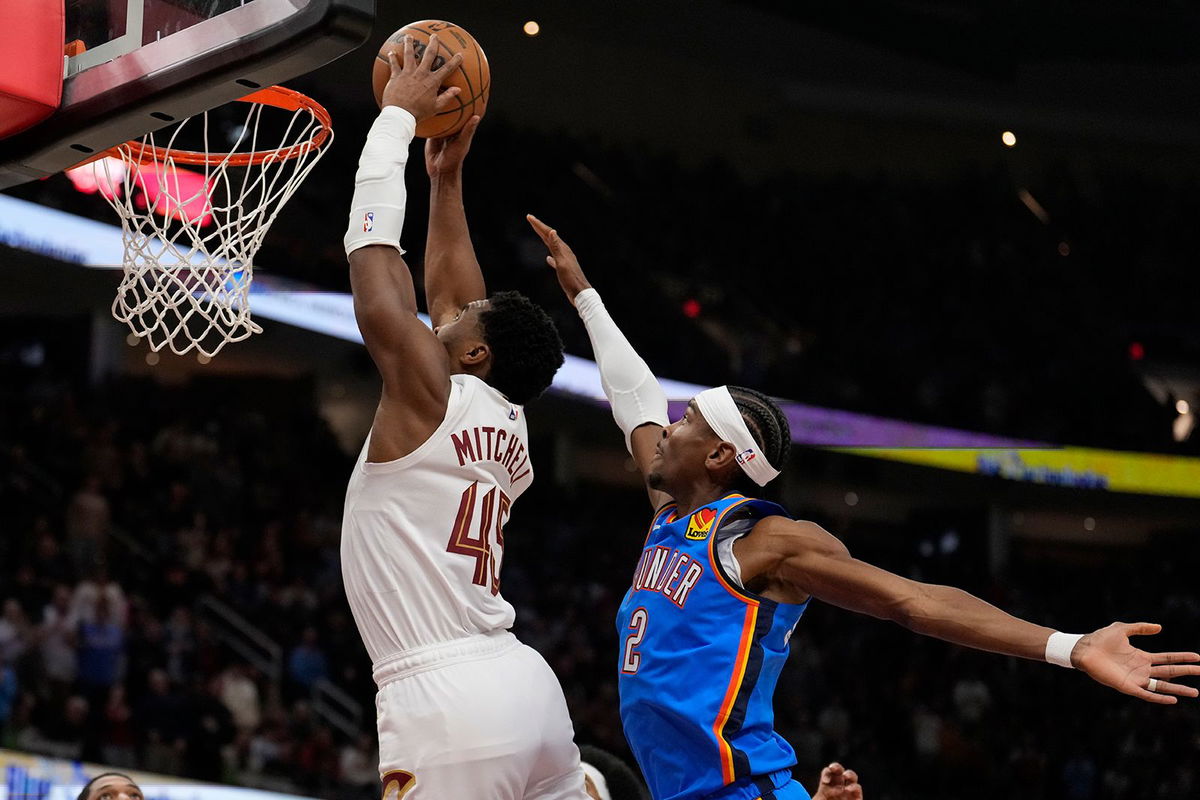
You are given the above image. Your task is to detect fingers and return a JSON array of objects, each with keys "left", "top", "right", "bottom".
[
  {"left": 1152, "top": 680, "right": 1200, "bottom": 698},
  {"left": 1123, "top": 621, "right": 1163, "bottom": 638},
  {"left": 1131, "top": 686, "right": 1178, "bottom": 705},
  {"left": 820, "top": 763, "right": 844, "bottom": 786},
  {"left": 419, "top": 34, "right": 439, "bottom": 71},
  {"left": 844, "top": 769, "right": 859, "bottom": 785},
  {"left": 1151, "top": 651, "right": 1200, "bottom": 665},
  {"left": 1151, "top": 663, "right": 1200, "bottom": 678},
  {"left": 387, "top": 49, "right": 402, "bottom": 78},
  {"left": 527, "top": 213, "right": 554, "bottom": 243},
  {"left": 401, "top": 35, "right": 415, "bottom": 75},
  {"left": 459, "top": 115, "right": 482, "bottom": 142},
  {"left": 434, "top": 86, "right": 462, "bottom": 113}
]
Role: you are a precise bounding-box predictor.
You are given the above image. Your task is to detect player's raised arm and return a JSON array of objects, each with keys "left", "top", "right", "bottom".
[
  {"left": 345, "top": 37, "right": 464, "bottom": 454},
  {"left": 736, "top": 516, "right": 1200, "bottom": 705},
  {"left": 424, "top": 115, "right": 486, "bottom": 328},
  {"left": 528, "top": 214, "right": 671, "bottom": 509}
]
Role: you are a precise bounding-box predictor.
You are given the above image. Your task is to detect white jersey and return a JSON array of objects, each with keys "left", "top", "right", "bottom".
[{"left": 341, "top": 374, "right": 534, "bottom": 669}]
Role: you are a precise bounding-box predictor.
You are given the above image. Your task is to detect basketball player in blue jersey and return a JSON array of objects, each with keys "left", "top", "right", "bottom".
[{"left": 528, "top": 216, "right": 1200, "bottom": 800}]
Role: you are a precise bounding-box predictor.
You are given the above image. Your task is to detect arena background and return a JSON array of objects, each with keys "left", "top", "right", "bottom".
[{"left": 2, "top": 1, "right": 1200, "bottom": 798}]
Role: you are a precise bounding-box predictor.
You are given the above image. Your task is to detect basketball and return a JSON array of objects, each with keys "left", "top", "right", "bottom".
[{"left": 372, "top": 20, "right": 490, "bottom": 139}]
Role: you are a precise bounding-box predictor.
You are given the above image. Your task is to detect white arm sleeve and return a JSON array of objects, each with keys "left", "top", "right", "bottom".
[
  {"left": 574, "top": 288, "right": 670, "bottom": 452},
  {"left": 344, "top": 106, "right": 417, "bottom": 256}
]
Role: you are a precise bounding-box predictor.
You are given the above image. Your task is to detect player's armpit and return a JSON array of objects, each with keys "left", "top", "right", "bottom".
[
  {"left": 630, "top": 423, "right": 672, "bottom": 510},
  {"left": 738, "top": 517, "right": 914, "bottom": 615},
  {"left": 349, "top": 245, "right": 451, "bottom": 420}
]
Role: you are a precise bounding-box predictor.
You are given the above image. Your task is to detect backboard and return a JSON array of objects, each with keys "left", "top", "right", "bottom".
[{"left": 0, "top": 0, "right": 373, "bottom": 189}]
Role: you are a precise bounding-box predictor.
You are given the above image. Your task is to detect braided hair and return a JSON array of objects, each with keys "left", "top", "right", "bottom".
[{"left": 725, "top": 386, "right": 791, "bottom": 496}]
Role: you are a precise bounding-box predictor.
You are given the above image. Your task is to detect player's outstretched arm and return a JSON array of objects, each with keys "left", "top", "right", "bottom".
[
  {"left": 527, "top": 215, "right": 670, "bottom": 510},
  {"left": 345, "top": 37, "right": 464, "bottom": 458},
  {"left": 424, "top": 115, "right": 486, "bottom": 329},
  {"left": 737, "top": 516, "right": 1200, "bottom": 705}
]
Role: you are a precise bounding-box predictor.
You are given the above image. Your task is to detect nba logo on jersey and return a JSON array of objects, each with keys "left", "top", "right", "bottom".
[
  {"left": 685, "top": 507, "right": 718, "bottom": 540},
  {"left": 735, "top": 448, "right": 757, "bottom": 466},
  {"left": 363, "top": 211, "right": 375, "bottom": 232},
  {"left": 508, "top": 405, "right": 519, "bottom": 421}
]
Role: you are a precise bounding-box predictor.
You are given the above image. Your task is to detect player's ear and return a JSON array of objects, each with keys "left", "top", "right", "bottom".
[
  {"left": 460, "top": 341, "right": 490, "bottom": 367},
  {"left": 707, "top": 440, "right": 736, "bottom": 470}
]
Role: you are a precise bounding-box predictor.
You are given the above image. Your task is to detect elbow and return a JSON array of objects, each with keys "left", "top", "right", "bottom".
[{"left": 890, "top": 586, "right": 930, "bottom": 631}]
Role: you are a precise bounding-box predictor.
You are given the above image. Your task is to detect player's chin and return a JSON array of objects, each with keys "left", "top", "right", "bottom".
[{"left": 647, "top": 468, "right": 665, "bottom": 490}]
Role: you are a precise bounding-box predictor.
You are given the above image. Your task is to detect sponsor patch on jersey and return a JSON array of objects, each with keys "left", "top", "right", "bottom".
[{"left": 685, "top": 506, "right": 718, "bottom": 540}]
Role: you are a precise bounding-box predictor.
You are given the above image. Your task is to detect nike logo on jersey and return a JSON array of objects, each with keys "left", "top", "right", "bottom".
[{"left": 630, "top": 545, "right": 705, "bottom": 608}]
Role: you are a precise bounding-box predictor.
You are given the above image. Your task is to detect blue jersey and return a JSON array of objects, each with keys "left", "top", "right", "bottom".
[{"left": 617, "top": 493, "right": 809, "bottom": 800}]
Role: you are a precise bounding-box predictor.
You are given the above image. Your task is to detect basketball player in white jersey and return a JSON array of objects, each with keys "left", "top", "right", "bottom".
[{"left": 341, "top": 37, "right": 586, "bottom": 799}]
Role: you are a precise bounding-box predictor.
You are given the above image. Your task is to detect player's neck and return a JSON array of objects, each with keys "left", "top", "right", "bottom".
[{"left": 670, "top": 482, "right": 734, "bottom": 517}]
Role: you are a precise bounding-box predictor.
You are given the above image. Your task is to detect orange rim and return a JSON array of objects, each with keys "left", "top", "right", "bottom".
[{"left": 101, "top": 86, "right": 332, "bottom": 167}]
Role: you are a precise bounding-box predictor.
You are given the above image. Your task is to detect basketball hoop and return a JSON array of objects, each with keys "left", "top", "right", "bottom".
[{"left": 92, "top": 86, "right": 333, "bottom": 357}]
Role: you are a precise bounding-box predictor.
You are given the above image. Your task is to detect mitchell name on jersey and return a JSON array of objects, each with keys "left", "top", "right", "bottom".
[{"left": 450, "top": 425, "right": 532, "bottom": 484}]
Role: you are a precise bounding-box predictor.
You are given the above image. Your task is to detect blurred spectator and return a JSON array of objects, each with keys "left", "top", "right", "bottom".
[
  {"left": 136, "top": 669, "right": 187, "bottom": 775},
  {"left": 65, "top": 475, "right": 110, "bottom": 573},
  {"left": 163, "top": 607, "right": 197, "bottom": 683},
  {"left": 72, "top": 570, "right": 127, "bottom": 626},
  {"left": 339, "top": 733, "right": 380, "bottom": 796},
  {"left": 39, "top": 584, "right": 78, "bottom": 688},
  {"left": 287, "top": 627, "right": 329, "bottom": 690},
  {"left": 218, "top": 663, "right": 262, "bottom": 735},
  {"left": 952, "top": 674, "right": 992, "bottom": 725},
  {"left": 0, "top": 654, "right": 17, "bottom": 737},
  {"left": 188, "top": 676, "right": 236, "bottom": 781},
  {"left": 76, "top": 594, "right": 125, "bottom": 702},
  {"left": 0, "top": 599, "right": 30, "bottom": 665},
  {"left": 101, "top": 685, "right": 137, "bottom": 768}
]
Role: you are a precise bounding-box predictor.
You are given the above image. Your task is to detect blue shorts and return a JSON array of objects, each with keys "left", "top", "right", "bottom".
[{"left": 705, "top": 770, "right": 811, "bottom": 800}]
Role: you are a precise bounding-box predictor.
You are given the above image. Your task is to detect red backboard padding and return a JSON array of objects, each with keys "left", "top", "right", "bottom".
[{"left": 0, "top": 1, "right": 65, "bottom": 139}]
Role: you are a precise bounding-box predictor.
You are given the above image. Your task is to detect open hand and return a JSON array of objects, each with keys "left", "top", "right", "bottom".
[
  {"left": 813, "top": 762, "right": 862, "bottom": 800},
  {"left": 1074, "top": 622, "right": 1200, "bottom": 704},
  {"left": 526, "top": 214, "right": 592, "bottom": 302},
  {"left": 381, "top": 34, "right": 463, "bottom": 122},
  {"left": 426, "top": 115, "right": 481, "bottom": 178}
]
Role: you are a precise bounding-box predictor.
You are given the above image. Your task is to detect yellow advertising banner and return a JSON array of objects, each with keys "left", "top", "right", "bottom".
[{"left": 834, "top": 447, "right": 1200, "bottom": 499}]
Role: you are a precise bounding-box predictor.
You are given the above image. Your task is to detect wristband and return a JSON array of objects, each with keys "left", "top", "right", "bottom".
[{"left": 1045, "top": 631, "right": 1083, "bottom": 668}]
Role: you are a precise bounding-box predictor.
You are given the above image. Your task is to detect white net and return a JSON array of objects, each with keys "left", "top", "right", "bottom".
[{"left": 96, "top": 89, "right": 332, "bottom": 357}]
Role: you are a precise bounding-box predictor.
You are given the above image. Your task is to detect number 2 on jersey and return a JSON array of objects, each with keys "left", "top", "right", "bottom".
[
  {"left": 446, "top": 481, "right": 511, "bottom": 595},
  {"left": 622, "top": 607, "right": 649, "bottom": 674}
]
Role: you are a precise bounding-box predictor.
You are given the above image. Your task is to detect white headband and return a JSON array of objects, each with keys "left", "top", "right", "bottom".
[
  {"left": 581, "top": 762, "right": 612, "bottom": 800},
  {"left": 694, "top": 386, "right": 781, "bottom": 487}
]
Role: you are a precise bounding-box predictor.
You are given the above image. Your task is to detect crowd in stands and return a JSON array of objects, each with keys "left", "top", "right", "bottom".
[
  {"left": 1, "top": 367, "right": 1198, "bottom": 800},
  {"left": 8, "top": 106, "right": 1198, "bottom": 454}
]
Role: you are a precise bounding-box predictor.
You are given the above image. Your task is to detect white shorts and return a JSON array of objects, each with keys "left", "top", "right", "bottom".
[{"left": 373, "top": 630, "right": 588, "bottom": 800}]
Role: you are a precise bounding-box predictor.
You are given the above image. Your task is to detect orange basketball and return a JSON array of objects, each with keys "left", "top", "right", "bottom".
[{"left": 372, "top": 20, "right": 490, "bottom": 139}]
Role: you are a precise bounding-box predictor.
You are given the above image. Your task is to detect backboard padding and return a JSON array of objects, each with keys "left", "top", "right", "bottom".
[{"left": 0, "top": 0, "right": 372, "bottom": 189}]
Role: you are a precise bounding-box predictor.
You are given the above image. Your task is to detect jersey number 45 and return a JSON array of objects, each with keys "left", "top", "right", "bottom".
[{"left": 447, "top": 481, "right": 511, "bottom": 596}]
